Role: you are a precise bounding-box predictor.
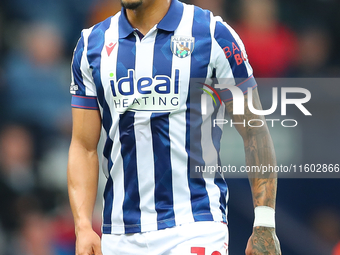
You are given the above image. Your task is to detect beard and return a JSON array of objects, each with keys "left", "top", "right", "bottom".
[{"left": 121, "top": 0, "right": 143, "bottom": 10}]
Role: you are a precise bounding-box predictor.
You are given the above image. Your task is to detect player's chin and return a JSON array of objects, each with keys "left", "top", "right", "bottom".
[{"left": 121, "top": 0, "right": 143, "bottom": 10}]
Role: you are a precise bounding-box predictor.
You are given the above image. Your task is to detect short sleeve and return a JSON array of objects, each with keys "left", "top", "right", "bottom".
[
  {"left": 213, "top": 19, "right": 257, "bottom": 102},
  {"left": 70, "top": 30, "right": 99, "bottom": 110}
]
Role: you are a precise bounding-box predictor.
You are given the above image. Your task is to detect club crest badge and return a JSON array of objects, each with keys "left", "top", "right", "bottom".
[{"left": 170, "top": 36, "right": 195, "bottom": 58}]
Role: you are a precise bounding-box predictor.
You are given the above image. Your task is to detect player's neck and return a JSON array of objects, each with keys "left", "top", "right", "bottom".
[{"left": 125, "top": 0, "right": 171, "bottom": 36}]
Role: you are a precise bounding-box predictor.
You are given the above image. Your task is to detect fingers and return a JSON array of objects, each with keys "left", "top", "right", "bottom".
[
  {"left": 76, "top": 245, "right": 102, "bottom": 255},
  {"left": 245, "top": 239, "right": 252, "bottom": 255},
  {"left": 77, "top": 243, "right": 103, "bottom": 255},
  {"left": 245, "top": 248, "right": 252, "bottom": 255},
  {"left": 75, "top": 228, "right": 103, "bottom": 255},
  {"left": 76, "top": 246, "right": 98, "bottom": 255},
  {"left": 93, "top": 242, "right": 103, "bottom": 255},
  {"left": 76, "top": 237, "right": 102, "bottom": 255}
]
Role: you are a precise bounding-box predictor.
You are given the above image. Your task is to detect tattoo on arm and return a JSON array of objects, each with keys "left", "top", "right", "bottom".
[{"left": 225, "top": 88, "right": 277, "bottom": 208}]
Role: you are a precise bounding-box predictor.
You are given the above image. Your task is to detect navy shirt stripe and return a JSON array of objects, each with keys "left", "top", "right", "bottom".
[
  {"left": 119, "top": 111, "right": 141, "bottom": 233},
  {"left": 116, "top": 29, "right": 141, "bottom": 233},
  {"left": 187, "top": 6, "right": 214, "bottom": 222},
  {"left": 214, "top": 21, "right": 249, "bottom": 79},
  {"left": 152, "top": 29, "right": 175, "bottom": 229},
  {"left": 71, "top": 34, "right": 85, "bottom": 95}
]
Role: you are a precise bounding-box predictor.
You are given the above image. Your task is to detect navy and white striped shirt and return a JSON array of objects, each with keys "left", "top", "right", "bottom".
[{"left": 70, "top": 0, "right": 256, "bottom": 234}]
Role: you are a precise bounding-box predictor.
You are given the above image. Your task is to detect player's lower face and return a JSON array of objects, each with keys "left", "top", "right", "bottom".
[{"left": 121, "top": 0, "right": 143, "bottom": 10}]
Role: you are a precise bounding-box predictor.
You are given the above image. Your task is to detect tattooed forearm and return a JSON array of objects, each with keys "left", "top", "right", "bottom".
[
  {"left": 246, "top": 127, "right": 277, "bottom": 208},
  {"left": 225, "top": 88, "right": 277, "bottom": 208}
]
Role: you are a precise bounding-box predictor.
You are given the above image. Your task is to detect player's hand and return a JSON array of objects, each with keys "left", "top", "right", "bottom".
[
  {"left": 75, "top": 227, "right": 103, "bottom": 255},
  {"left": 245, "top": 227, "right": 281, "bottom": 255}
]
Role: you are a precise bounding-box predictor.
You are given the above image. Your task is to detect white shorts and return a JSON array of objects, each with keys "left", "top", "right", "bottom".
[{"left": 101, "top": 221, "right": 228, "bottom": 255}]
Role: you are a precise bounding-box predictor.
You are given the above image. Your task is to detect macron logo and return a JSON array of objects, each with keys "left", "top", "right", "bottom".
[{"left": 106, "top": 42, "right": 117, "bottom": 57}]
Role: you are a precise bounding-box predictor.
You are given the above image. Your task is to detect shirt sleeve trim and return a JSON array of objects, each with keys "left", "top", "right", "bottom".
[
  {"left": 71, "top": 95, "right": 99, "bottom": 110},
  {"left": 219, "top": 76, "right": 257, "bottom": 102}
]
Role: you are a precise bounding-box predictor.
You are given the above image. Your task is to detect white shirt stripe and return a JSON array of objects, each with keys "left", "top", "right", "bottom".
[{"left": 170, "top": 4, "right": 195, "bottom": 225}]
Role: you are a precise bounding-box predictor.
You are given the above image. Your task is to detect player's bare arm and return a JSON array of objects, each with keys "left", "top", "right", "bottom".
[
  {"left": 67, "top": 108, "right": 103, "bottom": 255},
  {"left": 225, "top": 88, "right": 281, "bottom": 255}
]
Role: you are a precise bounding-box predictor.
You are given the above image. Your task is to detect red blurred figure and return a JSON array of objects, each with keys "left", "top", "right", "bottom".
[
  {"left": 236, "top": 0, "right": 298, "bottom": 77},
  {"left": 334, "top": 242, "right": 340, "bottom": 255}
]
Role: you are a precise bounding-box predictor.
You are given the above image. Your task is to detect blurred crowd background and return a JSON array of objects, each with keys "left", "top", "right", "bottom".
[{"left": 0, "top": 0, "right": 339, "bottom": 254}]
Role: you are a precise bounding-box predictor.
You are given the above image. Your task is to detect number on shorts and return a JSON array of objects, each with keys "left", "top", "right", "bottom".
[{"left": 191, "top": 247, "right": 222, "bottom": 255}]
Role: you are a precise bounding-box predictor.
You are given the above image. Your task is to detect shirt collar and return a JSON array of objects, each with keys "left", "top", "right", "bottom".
[
  {"left": 119, "top": 0, "right": 184, "bottom": 39},
  {"left": 157, "top": 0, "right": 183, "bottom": 31}
]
